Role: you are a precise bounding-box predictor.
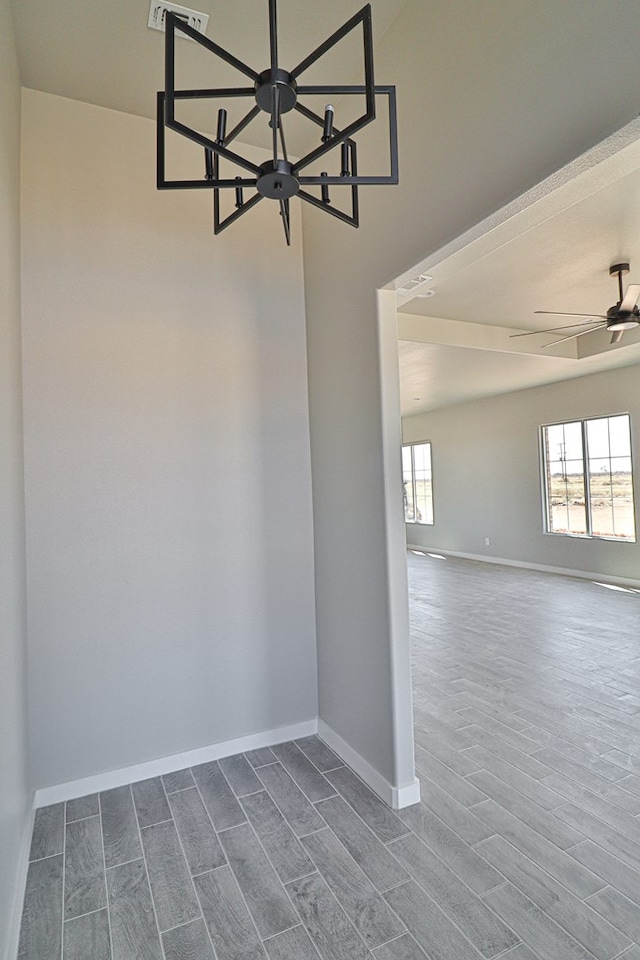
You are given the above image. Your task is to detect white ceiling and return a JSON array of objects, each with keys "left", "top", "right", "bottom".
[
  {"left": 396, "top": 126, "right": 640, "bottom": 417},
  {"left": 10, "top": 0, "right": 408, "bottom": 155}
]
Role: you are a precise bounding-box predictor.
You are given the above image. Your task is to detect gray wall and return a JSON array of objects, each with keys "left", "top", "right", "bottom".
[
  {"left": 21, "top": 90, "right": 317, "bottom": 789},
  {"left": 302, "top": 0, "right": 640, "bottom": 785},
  {"left": 0, "top": 1, "right": 31, "bottom": 956},
  {"left": 403, "top": 364, "right": 640, "bottom": 582}
]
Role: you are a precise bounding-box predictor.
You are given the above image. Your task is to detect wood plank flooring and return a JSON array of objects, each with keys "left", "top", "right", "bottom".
[{"left": 18, "top": 553, "right": 640, "bottom": 959}]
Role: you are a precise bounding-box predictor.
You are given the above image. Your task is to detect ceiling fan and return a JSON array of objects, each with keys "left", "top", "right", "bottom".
[{"left": 511, "top": 263, "right": 640, "bottom": 347}]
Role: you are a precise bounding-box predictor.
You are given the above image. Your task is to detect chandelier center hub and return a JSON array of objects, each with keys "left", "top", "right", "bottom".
[
  {"left": 256, "top": 160, "right": 300, "bottom": 200},
  {"left": 255, "top": 69, "right": 298, "bottom": 114}
]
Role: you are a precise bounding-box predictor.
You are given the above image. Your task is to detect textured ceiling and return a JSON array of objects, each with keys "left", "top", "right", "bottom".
[
  {"left": 397, "top": 126, "right": 640, "bottom": 416},
  {"left": 10, "top": 0, "right": 408, "bottom": 154}
]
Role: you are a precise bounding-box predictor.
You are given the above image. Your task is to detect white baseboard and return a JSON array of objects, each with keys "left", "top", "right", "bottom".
[
  {"left": 34, "top": 719, "right": 318, "bottom": 808},
  {"left": 407, "top": 545, "right": 640, "bottom": 590},
  {"left": 5, "top": 799, "right": 35, "bottom": 960},
  {"left": 318, "top": 720, "right": 420, "bottom": 810},
  {"left": 33, "top": 715, "right": 421, "bottom": 815}
]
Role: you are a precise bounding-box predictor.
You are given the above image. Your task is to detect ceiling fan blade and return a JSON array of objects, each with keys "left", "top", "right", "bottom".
[
  {"left": 610, "top": 329, "right": 624, "bottom": 344},
  {"left": 542, "top": 323, "right": 607, "bottom": 347},
  {"left": 534, "top": 310, "right": 608, "bottom": 319},
  {"left": 510, "top": 319, "right": 607, "bottom": 338},
  {"left": 620, "top": 283, "right": 640, "bottom": 312}
]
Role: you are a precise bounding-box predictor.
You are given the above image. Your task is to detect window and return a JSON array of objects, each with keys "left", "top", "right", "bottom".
[
  {"left": 402, "top": 442, "right": 434, "bottom": 524},
  {"left": 541, "top": 414, "right": 636, "bottom": 541}
]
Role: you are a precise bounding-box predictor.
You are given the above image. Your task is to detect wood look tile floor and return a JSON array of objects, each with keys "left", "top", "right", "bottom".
[{"left": 19, "top": 553, "right": 640, "bottom": 959}]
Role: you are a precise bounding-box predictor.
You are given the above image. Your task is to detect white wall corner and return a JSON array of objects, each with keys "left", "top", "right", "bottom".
[
  {"left": 5, "top": 800, "right": 36, "bottom": 960},
  {"left": 318, "top": 720, "right": 420, "bottom": 810},
  {"left": 376, "top": 288, "right": 419, "bottom": 801},
  {"left": 33, "top": 719, "right": 318, "bottom": 808}
]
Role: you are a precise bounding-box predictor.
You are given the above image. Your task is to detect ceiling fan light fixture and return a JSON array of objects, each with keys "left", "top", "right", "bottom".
[{"left": 607, "top": 317, "right": 639, "bottom": 331}]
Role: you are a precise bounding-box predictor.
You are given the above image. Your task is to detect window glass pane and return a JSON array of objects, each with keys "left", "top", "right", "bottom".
[
  {"left": 586, "top": 415, "right": 635, "bottom": 540},
  {"left": 545, "top": 423, "right": 565, "bottom": 452},
  {"left": 543, "top": 423, "right": 587, "bottom": 535},
  {"left": 552, "top": 473, "right": 587, "bottom": 534},
  {"left": 547, "top": 468, "right": 569, "bottom": 534},
  {"left": 588, "top": 458, "right": 614, "bottom": 538},
  {"left": 562, "top": 421, "right": 584, "bottom": 461},
  {"left": 402, "top": 446, "right": 415, "bottom": 521},
  {"left": 612, "top": 456, "right": 632, "bottom": 474},
  {"left": 589, "top": 457, "right": 611, "bottom": 477},
  {"left": 585, "top": 417, "right": 610, "bottom": 459},
  {"left": 605, "top": 414, "right": 632, "bottom": 457},
  {"left": 610, "top": 454, "right": 635, "bottom": 539},
  {"left": 413, "top": 443, "right": 433, "bottom": 524}
]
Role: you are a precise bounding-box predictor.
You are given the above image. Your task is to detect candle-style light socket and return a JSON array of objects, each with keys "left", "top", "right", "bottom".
[
  {"left": 321, "top": 104, "right": 335, "bottom": 142},
  {"left": 234, "top": 176, "right": 244, "bottom": 209},
  {"left": 205, "top": 148, "right": 214, "bottom": 180},
  {"left": 341, "top": 142, "right": 350, "bottom": 177},
  {"left": 321, "top": 171, "right": 330, "bottom": 204},
  {"left": 216, "top": 108, "right": 228, "bottom": 145}
]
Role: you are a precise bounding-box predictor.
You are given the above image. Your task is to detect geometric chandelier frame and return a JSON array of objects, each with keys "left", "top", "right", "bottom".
[{"left": 156, "top": 1, "right": 398, "bottom": 244}]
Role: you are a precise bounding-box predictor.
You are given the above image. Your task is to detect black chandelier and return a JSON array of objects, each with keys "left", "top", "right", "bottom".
[{"left": 156, "top": 1, "right": 398, "bottom": 245}]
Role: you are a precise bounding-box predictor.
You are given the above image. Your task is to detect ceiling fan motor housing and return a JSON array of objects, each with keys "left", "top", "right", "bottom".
[{"left": 606, "top": 263, "right": 640, "bottom": 330}]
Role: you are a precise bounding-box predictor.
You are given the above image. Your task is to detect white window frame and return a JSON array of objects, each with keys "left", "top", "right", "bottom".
[
  {"left": 402, "top": 441, "right": 434, "bottom": 525},
  {"left": 540, "top": 413, "right": 636, "bottom": 542}
]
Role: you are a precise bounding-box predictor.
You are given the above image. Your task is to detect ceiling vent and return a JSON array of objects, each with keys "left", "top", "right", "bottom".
[
  {"left": 148, "top": 1, "right": 209, "bottom": 39},
  {"left": 397, "top": 275, "right": 433, "bottom": 296}
]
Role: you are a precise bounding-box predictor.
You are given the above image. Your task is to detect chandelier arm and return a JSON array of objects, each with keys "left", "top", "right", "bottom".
[
  {"left": 157, "top": 90, "right": 168, "bottom": 188},
  {"left": 349, "top": 140, "right": 360, "bottom": 227},
  {"left": 170, "top": 88, "right": 257, "bottom": 100},
  {"left": 271, "top": 85, "right": 280, "bottom": 165},
  {"left": 299, "top": 175, "right": 394, "bottom": 185},
  {"left": 224, "top": 105, "right": 261, "bottom": 146},
  {"left": 269, "top": 0, "right": 279, "bottom": 79},
  {"left": 164, "top": 179, "right": 258, "bottom": 189},
  {"left": 299, "top": 189, "right": 358, "bottom": 228},
  {"left": 293, "top": 86, "right": 397, "bottom": 183},
  {"left": 386, "top": 83, "right": 399, "bottom": 183},
  {"left": 292, "top": 111, "right": 373, "bottom": 174},
  {"left": 214, "top": 192, "right": 263, "bottom": 235},
  {"left": 278, "top": 116, "right": 289, "bottom": 164},
  {"left": 213, "top": 154, "right": 220, "bottom": 227},
  {"left": 279, "top": 198, "right": 291, "bottom": 246},
  {"left": 290, "top": 4, "right": 371, "bottom": 81},
  {"left": 165, "top": 11, "right": 261, "bottom": 84},
  {"left": 297, "top": 85, "right": 372, "bottom": 95},
  {"left": 160, "top": 178, "right": 258, "bottom": 190},
  {"left": 157, "top": 92, "right": 257, "bottom": 189},
  {"left": 168, "top": 118, "right": 263, "bottom": 176},
  {"left": 294, "top": 102, "right": 357, "bottom": 179},
  {"left": 345, "top": 140, "right": 360, "bottom": 227}
]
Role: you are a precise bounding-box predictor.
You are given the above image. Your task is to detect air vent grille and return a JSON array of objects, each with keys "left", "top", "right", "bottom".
[
  {"left": 397, "top": 275, "right": 433, "bottom": 296},
  {"left": 148, "top": 1, "right": 209, "bottom": 39}
]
